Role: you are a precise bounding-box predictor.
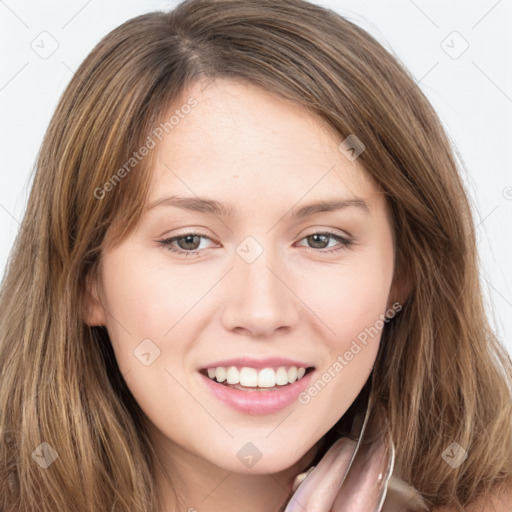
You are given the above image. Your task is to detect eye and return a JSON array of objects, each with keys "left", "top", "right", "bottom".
[
  {"left": 296, "top": 230, "right": 353, "bottom": 254},
  {"left": 157, "top": 230, "right": 353, "bottom": 257},
  {"left": 158, "top": 232, "right": 216, "bottom": 256}
]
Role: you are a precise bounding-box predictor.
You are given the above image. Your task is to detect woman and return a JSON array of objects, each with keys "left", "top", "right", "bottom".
[{"left": 0, "top": 0, "right": 511, "bottom": 510}]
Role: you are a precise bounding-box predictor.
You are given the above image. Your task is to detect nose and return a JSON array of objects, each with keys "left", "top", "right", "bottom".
[{"left": 220, "top": 243, "right": 301, "bottom": 337}]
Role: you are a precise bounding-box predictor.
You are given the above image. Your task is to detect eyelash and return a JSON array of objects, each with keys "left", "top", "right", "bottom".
[{"left": 157, "top": 230, "right": 353, "bottom": 257}]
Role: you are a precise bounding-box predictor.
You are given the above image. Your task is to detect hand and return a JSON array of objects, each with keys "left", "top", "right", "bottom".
[{"left": 284, "top": 404, "right": 394, "bottom": 512}]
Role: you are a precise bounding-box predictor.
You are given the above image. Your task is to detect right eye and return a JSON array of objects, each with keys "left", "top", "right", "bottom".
[{"left": 158, "top": 232, "right": 217, "bottom": 257}]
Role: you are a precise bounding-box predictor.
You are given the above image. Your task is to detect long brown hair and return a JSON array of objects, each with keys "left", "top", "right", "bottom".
[{"left": 1, "top": 0, "right": 511, "bottom": 510}]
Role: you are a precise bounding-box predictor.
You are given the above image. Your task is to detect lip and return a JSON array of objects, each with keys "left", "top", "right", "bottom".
[
  {"left": 198, "top": 367, "right": 315, "bottom": 415},
  {"left": 199, "top": 356, "right": 313, "bottom": 370}
]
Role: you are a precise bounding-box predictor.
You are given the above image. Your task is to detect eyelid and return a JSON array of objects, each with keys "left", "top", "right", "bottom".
[
  {"left": 160, "top": 226, "right": 352, "bottom": 242},
  {"left": 298, "top": 225, "right": 352, "bottom": 240},
  {"left": 157, "top": 228, "right": 354, "bottom": 257}
]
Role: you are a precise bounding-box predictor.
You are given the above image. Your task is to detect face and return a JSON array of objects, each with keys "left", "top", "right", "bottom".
[{"left": 87, "top": 78, "right": 401, "bottom": 476}]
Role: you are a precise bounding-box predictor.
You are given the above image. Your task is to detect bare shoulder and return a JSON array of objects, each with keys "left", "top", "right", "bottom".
[{"left": 433, "top": 483, "right": 512, "bottom": 512}]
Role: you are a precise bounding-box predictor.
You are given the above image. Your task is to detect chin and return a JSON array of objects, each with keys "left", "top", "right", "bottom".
[{"left": 205, "top": 439, "right": 313, "bottom": 475}]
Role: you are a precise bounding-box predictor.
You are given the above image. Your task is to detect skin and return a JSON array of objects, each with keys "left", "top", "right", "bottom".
[{"left": 86, "top": 78, "right": 409, "bottom": 512}]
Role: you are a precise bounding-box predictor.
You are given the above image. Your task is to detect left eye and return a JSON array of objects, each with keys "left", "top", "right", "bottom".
[{"left": 158, "top": 231, "right": 352, "bottom": 257}]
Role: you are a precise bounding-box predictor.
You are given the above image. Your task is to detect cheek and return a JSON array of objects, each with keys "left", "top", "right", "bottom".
[
  {"left": 298, "top": 258, "right": 392, "bottom": 343},
  {"left": 97, "top": 250, "right": 169, "bottom": 371},
  {"left": 100, "top": 246, "right": 183, "bottom": 328},
  {"left": 295, "top": 261, "right": 390, "bottom": 424},
  {"left": 97, "top": 246, "right": 215, "bottom": 386}
]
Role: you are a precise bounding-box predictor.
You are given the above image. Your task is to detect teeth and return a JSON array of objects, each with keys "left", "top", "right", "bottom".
[
  {"left": 275, "top": 367, "right": 288, "bottom": 386},
  {"left": 240, "top": 367, "right": 258, "bottom": 387},
  {"left": 226, "top": 366, "right": 239, "bottom": 384},
  {"left": 257, "top": 368, "right": 276, "bottom": 388},
  {"left": 204, "top": 365, "right": 309, "bottom": 387},
  {"left": 215, "top": 367, "right": 226, "bottom": 383}
]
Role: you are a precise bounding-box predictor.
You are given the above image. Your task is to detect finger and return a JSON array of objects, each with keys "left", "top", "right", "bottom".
[
  {"left": 331, "top": 416, "right": 395, "bottom": 511},
  {"left": 284, "top": 437, "right": 358, "bottom": 512},
  {"left": 292, "top": 465, "right": 316, "bottom": 492}
]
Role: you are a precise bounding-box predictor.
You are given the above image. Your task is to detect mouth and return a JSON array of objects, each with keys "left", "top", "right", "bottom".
[
  {"left": 198, "top": 365, "right": 315, "bottom": 391},
  {"left": 198, "top": 364, "right": 316, "bottom": 414}
]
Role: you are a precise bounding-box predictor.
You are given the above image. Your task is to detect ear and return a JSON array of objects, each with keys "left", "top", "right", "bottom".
[{"left": 83, "top": 272, "right": 108, "bottom": 327}]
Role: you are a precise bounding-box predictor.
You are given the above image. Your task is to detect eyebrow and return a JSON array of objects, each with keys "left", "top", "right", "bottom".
[{"left": 147, "top": 195, "right": 370, "bottom": 218}]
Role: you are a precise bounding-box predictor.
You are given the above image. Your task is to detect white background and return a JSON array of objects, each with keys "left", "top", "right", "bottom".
[{"left": 0, "top": 0, "right": 511, "bottom": 354}]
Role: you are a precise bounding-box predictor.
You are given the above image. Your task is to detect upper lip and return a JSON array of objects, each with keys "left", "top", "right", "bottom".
[{"left": 200, "top": 356, "right": 315, "bottom": 371}]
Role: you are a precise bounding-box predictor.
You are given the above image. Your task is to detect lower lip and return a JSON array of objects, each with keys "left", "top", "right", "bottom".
[{"left": 198, "top": 370, "right": 314, "bottom": 415}]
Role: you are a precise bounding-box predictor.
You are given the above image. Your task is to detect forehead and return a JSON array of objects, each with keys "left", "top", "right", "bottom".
[{"left": 147, "top": 78, "right": 381, "bottom": 214}]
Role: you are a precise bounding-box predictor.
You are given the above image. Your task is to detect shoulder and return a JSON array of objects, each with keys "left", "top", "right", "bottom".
[
  {"left": 434, "top": 483, "right": 512, "bottom": 512},
  {"left": 383, "top": 477, "right": 512, "bottom": 512}
]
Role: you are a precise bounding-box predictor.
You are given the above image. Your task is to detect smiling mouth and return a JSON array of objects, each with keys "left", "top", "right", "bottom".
[{"left": 199, "top": 366, "right": 315, "bottom": 391}]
